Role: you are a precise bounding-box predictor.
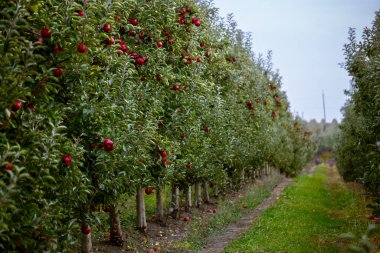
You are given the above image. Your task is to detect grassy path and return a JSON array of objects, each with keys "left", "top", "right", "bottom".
[{"left": 224, "top": 164, "right": 371, "bottom": 253}]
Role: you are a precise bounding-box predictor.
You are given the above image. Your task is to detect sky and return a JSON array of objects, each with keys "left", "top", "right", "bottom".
[{"left": 212, "top": 0, "right": 380, "bottom": 122}]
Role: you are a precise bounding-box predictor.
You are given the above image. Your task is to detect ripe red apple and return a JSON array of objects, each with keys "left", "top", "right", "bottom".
[
  {"left": 157, "top": 41, "right": 163, "bottom": 48},
  {"left": 146, "top": 249, "right": 153, "bottom": 253},
  {"left": 162, "top": 157, "right": 168, "bottom": 164},
  {"left": 136, "top": 57, "right": 145, "bottom": 65},
  {"left": 134, "top": 40, "right": 140, "bottom": 45},
  {"left": 82, "top": 225, "right": 91, "bottom": 235},
  {"left": 192, "top": 17, "right": 198, "bottom": 23},
  {"left": 179, "top": 9, "right": 185, "bottom": 15},
  {"left": 77, "top": 44, "right": 87, "bottom": 53},
  {"left": 54, "top": 67, "right": 63, "bottom": 77},
  {"left": 154, "top": 247, "right": 161, "bottom": 252},
  {"left": 26, "top": 104, "right": 36, "bottom": 111},
  {"left": 186, "top": 7, "right": 191, "bottom": 13},
  {"left": 181, "top": 133, "right": 186, "bottom": 139},
  {"left": 40, "top": 27, "right": 52, "bottom": 38},
  {"left": 5, "top": 163, "right": 13, "bottom": 171},
  {"left": 11, "top": 100, "right": 22, "bottom": 111},
  {"left": 186, "top": 162, "right": 191, "bottom": 169},
  {"left": 103, "top": 24, "right": 111, "bottom": 32},
  {"left": 145, "top": 187, "right": 154, "bottom": 195},
  {"left": 115, "top": 15, "right": 121, "bottom": 21},
  {"left": 172, "top": 85, "right": 180, "bottom": 91},
  {"left": 62, "top": 154, "right": 73, "bottom": 166},
  {"left": 54, "top": 45, "right": 59, "bottom": 54},
  {"left": 197, "top": 57, "right": 202, "bottom": 62},
  {"left": 117, "top": 51, "right": 123, "bottom": 56},
  {"left": 203, "top": 127, "right": 210, "bottom": 132},
  {"left": 200, "top": 41, "right": 206, "bottom": 47},
  {"left": 160, "top": 151, "right": 167, "bottom": 157},
  {"left": 105, "top": 231, "right": 110, "bottom": 238},
  {"left": 164, "top": 30, "right": 170, "bottom": 36},
  {"left": 130, "top": 19, "right": 138, "bottom": 26},
  {"left": 168, "top": 38, "right": 174, "bottom": 44},
  {"left": 271, "top": 110, "right": 277, "bottom": 118},
  {"left": 255, "top": 98, "right": 260, "bottom": 104},
  {"left": 120, "top": 43, "right": 128, "bottom": 52},
  {"left": 139, "top": 33, "right": 145, "bottom": 39},
  {"left": 183, "top": 216, "right": 190, "bottom": 222},
  {"left": 105, "top": 37, "right": 115, "bottom": 46},
  {"left": 205, "top": 51, "right": 210, "bottom": 57},
  {"left": 76, "top": 10, "right": 84, "bottom": 16},
  {"left": 194, "top": 20, "right": 201, "bottom": 27},
  {"left": 103, "top": 139, "right": 115, "bottom": 151},
  {"left": 129, "top": 30, "right": 136, "bottom": 37}
]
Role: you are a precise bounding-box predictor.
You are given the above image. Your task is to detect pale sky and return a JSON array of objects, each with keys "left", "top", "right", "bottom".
[{"left": 212, "top": 0, "right": 380, "bottom": 122}]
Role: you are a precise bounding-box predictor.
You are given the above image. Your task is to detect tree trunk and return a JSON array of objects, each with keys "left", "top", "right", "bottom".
[
  {"left": 136, "top": 187, "right": 147, "bottom": 230},
  {"left": 171, "top": 186, "right": 180, "bottom": 219},
  {"left": 156, "top": 186, "right": 164, "bottom": 222},
  {"left": 213, "top": 184, "right": 219, "bottom": 197},
  {"left": 194, "top": 182, "right": 202, "bottom": 208},
  {"left": 185, "top": 186, "right": 192, "bottom": 212},
  {"left": 81, "top": 232, "right": 92, "bottom": 253},
  {"left": 109, "top": 204, "right": 123, "bottom": 245},
  {"left": 241, "top": 168, "right": 245, "bottom": 181},
  {"left": 203, "top": 182, "right": 210, "bottom": 204}
]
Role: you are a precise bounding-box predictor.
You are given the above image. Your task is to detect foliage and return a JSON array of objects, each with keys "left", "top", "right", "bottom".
[
  {"left": 335, "top": 11, "right": 380, "bottom": 194},
  {"left": 0, "top": 0, "right": 316, "bottom": 250}
]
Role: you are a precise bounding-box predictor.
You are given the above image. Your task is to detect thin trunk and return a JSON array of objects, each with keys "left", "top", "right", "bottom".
[
  {"left": 185, "top": 186, "right": 192, "bottom": 212},
  {"left": 136, "top": 187, "right": 147, "bottom": 230},
  {"left": 194, "top": 182, "right": 202, "bottom": 208},
  {"left": 109, "top": 205, "right": 123, "bottom": 245},
  {"left": 203, "top": 182, "right": 210, "bottom": 204},
  {"left": 241, "top": 168, "right": 245, "bottom": 181},
  {"left": 213, "top": 184, "right": 219, "bottom": 197},
  {"left": 81, "top": 233, "right": 92, "bottom": 253},
  {"left": 156, "top": 187, "right": 164, "bottom": 222},
  {"left": 171, "top": 186, "right": 180, "bottom": 219}
]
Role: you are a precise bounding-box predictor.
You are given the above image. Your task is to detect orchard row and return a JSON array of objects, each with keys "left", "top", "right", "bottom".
[
  {"left": 335, "top": 12, "right": 380, "bottom": 195},
  {"left": 0, "top": 0, "right": 316, "bottom": 252}
]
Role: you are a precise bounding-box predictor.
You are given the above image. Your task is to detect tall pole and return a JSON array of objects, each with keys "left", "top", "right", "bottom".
[{"left": 322, "top": 91, "right": 326, "bottom": 132}]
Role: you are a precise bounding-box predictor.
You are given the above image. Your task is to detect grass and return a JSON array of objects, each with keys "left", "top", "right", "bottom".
[
  {"left": 173, "top": 171, "right": 283, "bottom": 251},
  {"left": 224, "top": 164, "right": 372, "bottom": 253}
]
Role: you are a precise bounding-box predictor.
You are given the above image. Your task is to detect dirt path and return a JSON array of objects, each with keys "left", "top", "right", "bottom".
[{"left": 198, "top": 176, "right": 293, "bottom": 253}]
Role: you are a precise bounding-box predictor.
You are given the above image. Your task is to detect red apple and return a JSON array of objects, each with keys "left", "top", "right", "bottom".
[
  {"left": 271, "top": 110, "right": 277, "bottom": 118},
  {"left": 146, "top": 250, "right": 153, "bottom": 253},
  {"left": 105, "top": 231, "right": 110, "bottom": 238},
  {"left": 145, "top": 187, "right": 154, "bottom": 195},
  {"left": 136, "top": 57, "right": 145, "bottom": 65},
  {"left": 103, "top": 139, "right": 115, "bottom": 151},
  {"left": 27, "top": 104, "right": 36, "bottom": 111},
  {"left": 115, "top": 15, "right": 121, "bottom": 21},
  {"left": 5, "top": 163, "right": 13, "bottom": 171},
  {"left": 82, "top": 225, "right": 91, "bottom": 235},
  {"left": 194, "top": 20, "right": 201, "bottom": 27},
  {"left": 76, "top": 10, "right": 84, "bottom": 16},
  {"left": 164, "top": 30, "right": 170, "bottom": 36},
  {"left": 205, "top": 51, "right": 210, "bottom": 57},
  {"left": 172, "top": 85, "right": 180, "bottom": 91},
  {"left": 105, "top": 37, "right": 115, "bottom": 46},
  {"left": 168, "top": 38, "right": 174, "bottom": 44},
  {"left": 77, "top": 44, "right": 87, "bottom": 53},
  {"left": 130, "top": 18, "right": 138, "bottom": 26},
  {"left": 62, "top": 155, "right": 72, "bottom": 166},
  {"left": 54, "top": 45, "right": 59, "bottom": 54},
  {"left": 103, "top": 24, "right": 111, "bottom": 32},
  {"left": 129, "top": 30, "right": 136, "bottom": 37},
  {"left": 139, "top": 33, "right": 145, "bottom": 39},
  {"left": 192, "top": 17, "right": 198, "bottom": 23},
  {"left": 117, "top": 51, "right": 123, "bottom": 56},
  {"left": 54, "top": 67, "right": 63, "bottom": 77},
  {"left": 179, "top": 9, "right": 185, "bottom": 15},
  {"left": 160, "top": 151, "right": 167, "bottom": 157},
  {"left": 11, "top": 100, "right": 22, "bottom": 111},
  {"left": 203, "top": 127, "right": 209, "bottom": 132},
  {"left": 181, "top": 133, "right": 186, "bottom": 139},
  {"left": 154, "top": 247, "right": 161, "bottom": 252},
  {"left": 183, "top": 216, "right": 190, "bottom": 222},
  {"left": 197, "top": 57, "right": 202, "bottom": 62},
  {"left": 200, "top": 41, "right": 206, "bottom": 47},
  {"left": 186, "top": 162, "right": 191, "bottom": 169},
  {"left": 157, "top": 41, "right": 163, "bottom": 48},
  {"left": 40, "top": 27, "right": 52, "bottom": 38},
  {"left": 186, "top": 7, "right": 191, "bottom": 13}
]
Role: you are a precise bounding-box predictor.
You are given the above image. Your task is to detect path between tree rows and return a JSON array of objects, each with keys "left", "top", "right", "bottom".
[{"left": 198, "top": 176, "right": 294, "bottom": 253}]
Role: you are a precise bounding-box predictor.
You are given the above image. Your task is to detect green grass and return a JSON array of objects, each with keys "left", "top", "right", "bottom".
[
  {"left": 173, "top": 172, "right": 283, "bottom": 251},
  {"left": 224, "top": 164, "right": 371, "bottom": 253}
]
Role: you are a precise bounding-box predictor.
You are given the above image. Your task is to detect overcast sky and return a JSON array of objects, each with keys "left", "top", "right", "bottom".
[{"left": 212, "top": 0, "right": 380, "bottom": 122}]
